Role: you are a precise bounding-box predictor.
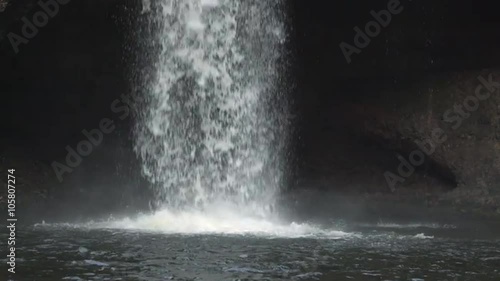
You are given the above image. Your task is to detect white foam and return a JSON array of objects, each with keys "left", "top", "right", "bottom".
[
  {"left": 94, "top": 208, "right": 352, "bottom": 239},
  {"left": 360, "top": 222, "right": 457, "bottom": 229},
  {"left": 414, "top": 233, "right": 434, "bottom": 239},
  {"left": 84, "top": 260, "right": 109, "bottom": 267},
  {"left": 186, "top": 10, "right": 205, "bottom": 31},
  {"left": 78, "top": 247, "right": 88, "bottom": 253},
  {"left": 201, "top": 0, "right": 219, "bottom": 7},
  {"left": 141, "top": 0, "right": 151, "bottom": 13}
]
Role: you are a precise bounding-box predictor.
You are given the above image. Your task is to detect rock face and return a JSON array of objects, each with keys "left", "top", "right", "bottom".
[
  {"left": 0, "top": 0, "right": 499, "bottom": 220},
  {"left": 289, "top": 0, "right": 500, "bottom": 215},
  {"left": 0, "top": 150, "right": 54, "bottom": 217},
  {"left": 340, "top": 71, "right": 500, "bottom": 187},
  {"left": 296, "top": 70, "right": 500, "bottom": 205},
  {"left": 0, "top": 140, "right": 153, "bottom": 223},
  {"left": 333, "top": 70, "right": 500, "bottom": 212},
  {"left": 0, "top": 0, "right": 150, "bottom": 222},
  {"left": 0, "top": 0, "right": 9, "bottom": 12}
]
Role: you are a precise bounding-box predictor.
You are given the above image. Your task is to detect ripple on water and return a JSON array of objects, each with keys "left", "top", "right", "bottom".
[{"left": 14, "top": 225, "right": 500, "bottom": 281}]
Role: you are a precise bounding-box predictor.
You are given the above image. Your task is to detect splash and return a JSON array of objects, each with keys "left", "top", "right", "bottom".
[
  {"left": 134, "top": 0, "right": 288, "bottom": 216},
  {"left": 103, "top": 208, "right": 352, "bottom": 239}
]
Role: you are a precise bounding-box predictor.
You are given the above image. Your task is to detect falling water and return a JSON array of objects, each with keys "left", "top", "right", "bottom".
[{"left": 134, "top": 0, "right": 288, "bottom": 216}]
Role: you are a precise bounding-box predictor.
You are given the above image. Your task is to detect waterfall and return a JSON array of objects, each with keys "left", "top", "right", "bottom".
[{"left": 134, "top": 0, "right": 288, "bottom": 215}]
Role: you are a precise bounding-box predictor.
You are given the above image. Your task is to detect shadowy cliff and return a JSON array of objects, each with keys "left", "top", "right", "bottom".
[{"left": 0, "top": 0, "right": 499, "bottom": 221}]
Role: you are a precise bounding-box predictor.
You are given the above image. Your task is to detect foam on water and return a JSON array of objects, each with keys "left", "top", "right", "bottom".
[
  {"left": 368, "top": 222, "right": 457, "bottom": 229},
  {"left": 100, "top": 208, "right": 353, "bottom": 239},
  {"left": 414, "top": 233, "right": 435, "bottom": 239}
]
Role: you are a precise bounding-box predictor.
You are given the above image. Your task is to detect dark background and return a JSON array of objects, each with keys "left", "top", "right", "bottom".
[
  {"left": 1, "top": 0, "right": 500, "bottom": 219},
  {"left": 289, "top": 0, "right": 500, "bottom": 191}
]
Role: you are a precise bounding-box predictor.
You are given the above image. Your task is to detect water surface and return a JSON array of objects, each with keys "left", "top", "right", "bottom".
[{"left": 6, "top": 221, "right": 500, "bottom": 281}]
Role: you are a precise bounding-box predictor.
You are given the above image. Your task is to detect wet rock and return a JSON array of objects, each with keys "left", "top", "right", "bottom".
[
  {"left": 332, "top": 70, "right": 500, "bottom": 210},
  {"left": 0, "top": 150, "right": 57, "bottom": 219}
]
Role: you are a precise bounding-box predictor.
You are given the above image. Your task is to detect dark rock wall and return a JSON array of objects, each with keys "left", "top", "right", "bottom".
[
  {"left": 290, "top": 0, "right": 500, "bottom": 195},
  {"left": 0, "top": 0, "right": 150, "bottom": 221},
  {"left": 0, "top": 0, "right": 499, "bottom": 219}
]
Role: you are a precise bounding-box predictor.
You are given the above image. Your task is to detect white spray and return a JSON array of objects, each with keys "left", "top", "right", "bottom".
[{"left": 134, "top": 0, "right": 288, "bottom": 217}]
